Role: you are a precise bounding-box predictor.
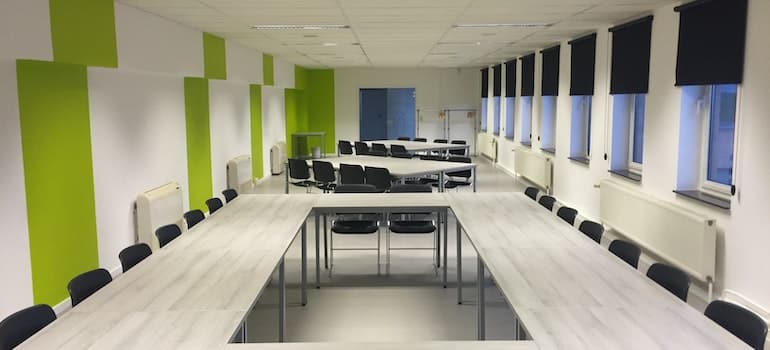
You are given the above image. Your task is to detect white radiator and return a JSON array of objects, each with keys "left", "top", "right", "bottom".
[
  {"left": 270, "top": 142, "right": 286, "bottom": 175},
  {"left": 135, "top": 182, "right": 184, "bottom": 251},
  {"left": 514, "top": 148, "right": 553, "bottom": 193},
  {"left": 477, "top": 133, "right": 497, "bottom": 162},
  {"left": 599, "top": 179, "right": 717, "bottom": 283},
  {"left": 227, "top": 154, "right": 253, "bottom": 193}
]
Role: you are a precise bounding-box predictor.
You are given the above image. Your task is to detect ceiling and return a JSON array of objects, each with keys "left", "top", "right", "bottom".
[{"left": 118, "top": 0, "right": 677, "bottom": 68}]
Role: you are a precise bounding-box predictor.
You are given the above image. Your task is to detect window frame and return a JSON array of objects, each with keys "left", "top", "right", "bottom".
[
  {"left": 540, "top": 95, "right": 557, "bottom": 151},
  {"left": 698, "top": 84, "right": 739, "bottom": 198},
  {"left": 627, "top": 94, "right": 645, "bottom": 173},
  {"left": 520, "top": 96, "right": 533, "bottom": 145},
  {"left": 570, "top": 95, "right": 593, "bottom": 159}
]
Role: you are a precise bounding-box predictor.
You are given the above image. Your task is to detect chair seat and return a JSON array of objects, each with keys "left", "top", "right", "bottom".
[
  {"left": 332, "top": 220, "right": 379, "bottom": 234},
  {"left": 431, "top": 180, "right": 470, "bottom": 189},
  {"left": 389, "top": 220, "right": 436, "bottom": 234},
  {"left": 291, "top": 180, "right": 316, "bottom": 188},
  {"left": 391, "top": 153, "right": 414, "bottom": 159},
  {"left": 316, "top": 182, "right": 337, "bottom": 191}
]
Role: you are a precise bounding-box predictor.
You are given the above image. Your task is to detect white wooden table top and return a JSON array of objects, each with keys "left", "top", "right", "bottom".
[
  {"left": 224, "top": 341, "right": 539, "bottom": 350},
  {"left": 365, "top": 140, "right": 469, "bottom": 152},
  {"left": 307, "top": 155, "right": 475, "bottom": 178},
  {"left": 446, "top": 192, "right": 751, "bottom": 350},
  {"left": 313, "top": 193, "right": 450, "bottom": 212}
]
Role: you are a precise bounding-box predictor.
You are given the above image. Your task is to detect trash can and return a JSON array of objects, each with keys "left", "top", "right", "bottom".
[{"left": 311, "top": 146, "right": 321, "bottom": 159}]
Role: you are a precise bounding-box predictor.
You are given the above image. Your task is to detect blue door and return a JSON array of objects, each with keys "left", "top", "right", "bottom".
[{"left": 360, "top": 88, "right": 416, "bottom": 141}]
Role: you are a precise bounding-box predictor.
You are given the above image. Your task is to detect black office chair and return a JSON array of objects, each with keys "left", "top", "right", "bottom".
[
  {"left": 222, "top": 189, "right": 238, "bottom": 203},
  {"left": 419, "top": 155, "right": 444, "bottom": 161},
  {"left": 330, "top": 184, "right": 382, "bottom": 276},
  {"left": 288, "top": 158, "right": 315, "bottom": 192},
  {"left": 338, "top": 140, "right": 354, "bottom": 155},
  {"left": 68, "top": 268, "right": 112, "bottom": 307},
  {"left": 646, "top": 263, "right": 690, "bottom": 302},
  {"left": 538, "top": 195, "right": 556, "bottom": 211},
  {"left": 578, "top": 220, "right": 603, "bottom": 244},
  {"left": 118, "top": 243, "right": 152, "bottom": 272},
  {"left": 184, "top": 209, "right": 205, "bottom": 229},
  {"left": 705, "top": 300, "right": 768, "bottom": 350},
  {"left": 206, "top": 197, "right": 223, "bottom": 214},
  {"left": 390, "top": 144, "right": 413, "bottom": 158},
  {"left": 608, "top": 239, "right": 641, "bottom": 269},
  {"left": 156, "top": 224, "right": 182, "bottom": 248},
  {"left": 312, "top": 160, "right": 337, "bottom": 193},
  {"left": 442, "top": 156, "right": 472, "bottom": 189},
  {"left": 449, "top": 140, "right": 467, "bottom": 156},
  {"left": 354, "top": 141, "right": 370, "bottom": 155},
  {"left": 370, "top": 143, "right": 388, "bottom": 156},
  {"left": 0, "top": 304, "right": 57, "bottom": 349},
  {"left": 433, "top": 139, "right": 448, "bottom": 143},
  {"left": 365, "top": 166, "right": 392, "bottom": 192},
  {"left": 524, "top": 187, "right": 539, "bottom": 201},
  {"left": 339, "top": 164, "right": 365, "bottom": 185},
  {"left": 413, "top": 138, "right": 427, "bottom": 142},
  {"left": 397, "top": 136, "right": 411, "bottom": 141},
  {"left": 387, "top": 184, "right": 437, "bottom": 273},
  {"left": 556, "top": 206, "right": 577, "bottom": 225}
]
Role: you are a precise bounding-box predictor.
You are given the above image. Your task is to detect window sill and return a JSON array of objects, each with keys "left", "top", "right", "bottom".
[
  {"left": 609, "top": 169, "right": 641, "bottom": 182},
  {"left": 673, "top": 190, "right": 731, "bottom": 210},
  {"left": 493, "top": 132, "right": 500, "bottom": 136},
  {"left": 540, "top": 147, "right": 556, "bottom": 154},
  {"left": 505, "top": 136, "right": 514, "bottom": 141},
  {"left": 568, "top": 156, "right": 590, "bottom": 165},
  {"left": 520, "top": 141, "right": 532, "bottom": 147}
]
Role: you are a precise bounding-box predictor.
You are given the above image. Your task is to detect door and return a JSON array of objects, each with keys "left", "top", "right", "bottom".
[
  {"left": 447, "top": 109, "right": 477, "bottom": 154},
  {"left": 385, "top": 88, "right": 416, "bottom": 139},
  {"left": 359, "top": 89, "right": 388, "bottom": 141}
]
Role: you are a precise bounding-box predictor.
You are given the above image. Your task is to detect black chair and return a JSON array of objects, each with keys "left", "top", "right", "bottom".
[
  {"left": 370, "top": 143, "right": 388, "bottom": 156},
  {"left": 68, "top": 268, "right": 112, "bottom": 307},
  {"left": 330, "top": 184, "right": 382, "bottom": 276},
  {"left": 354, "top": 141, "right": 370, "bottom": 155},
  {"left": 312, "top": 160, "right": 337, "bottom": 193},
  {"left": 206, "top": 197, "right": 223, "bottom": 214},
  {"left": 387, "top": 184, "right": 437, "bottom": 273},
  {"left": 442, "top": 156, "right": 472, "bottom": 189},
  {"left": 524, "top": 187, "right": 539, "bottom": 201},
  {"left": 705, "top": 300, "right": 768, "bottom": 350},
  {"left": 538, "top": 195, "right": 556, "bottom": 211},
  {"left": 578, "top": 220, "right": 603, "bottom": 244},
  {"left": 433, "top": 139, "right": 448, "bottom": 143},
  {"left": 449, "top": 140, "right": 467, "bottom": 156},
  {"left": 556, "top": 206, "right": 577, "bottom": 225},
  {"left": 419, "top": 155, "right": 444, "bottom": 161},
  {"left": 390, "top": 144, "right": 413, "bottom": 158},
  {"left": 608, "top": 239, "right": 641, "bottom": 269},
  {"left": 365, "top": 166, "right": 392, "bottom": 192},
  {"left": 646, "top": 263, "right": 690, "bottom": 302},
  {"left": 340, "top": 164, "right": 365, "bottom": 185},
  {"left": 118, "top": 243, "right": 152, "bottom": 272},
  {"left": 288, "top": 158, "right": 315, "bottom": 192},
  {"left": 184, "top": 209, "right": 205, "bottom": 229},
  {"left": 156, "top": 224, "right": 182, "bottom": 248},
  {"left": 0, "top": 304, "right": 57, "bottom": 349},
  {"left": 222, "top": 188, "right": 238, "bottom": 203},
  {"left": 338, "top": 140, "right": 354, "bottom": 155},
  {"left": 413, "top": 138, "right": 427, "bottom": 142},
  {"left": 397, "top": 136, "right": 411, "bottom": 141}
]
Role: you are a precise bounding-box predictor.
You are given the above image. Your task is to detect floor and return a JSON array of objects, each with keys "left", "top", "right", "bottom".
[{"left": 243, "top": 156, "right": 527, "bottom": 343}]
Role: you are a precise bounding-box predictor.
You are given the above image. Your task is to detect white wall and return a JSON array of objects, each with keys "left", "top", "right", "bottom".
[
  {"left": 273, "top": 57, "right": 295, "bottom": 89},
  {"left": 209, "top": 80, "right": 251, "bottom": 195},
  {"left": 261, "top": 86, "right": 286, "bottom": 175},
  {"left": 226, "top": 41, "right": 262, "bottom": 84}
]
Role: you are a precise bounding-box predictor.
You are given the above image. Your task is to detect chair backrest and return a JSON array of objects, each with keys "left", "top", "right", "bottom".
[
  {"left": 419, "top": 155, "right": 444, "bottom": 161},
  {"left": 206, "top": 197, "right": 224, "bottom": 214},
  {"left": 449, "top": 140, "right": 467, "bottom": 155},
  {"left": 390, "top": 184, "right": 433, "bottom": 193},
  {"left": 334, "top": 184, "right": 379, "bottom": 193},
  {"left": 646, "top": 263, "right": 691, "bottom": 302},
  {"left": 68, "top": 268, "right": 112, "bottom": 307},
  {"left": 288, "top": 158, "right": 310, "bottom": 180},
  {"left": 364, "top": 166, "right": 392, "bottom": 192},
  {"left": 705, "top": 300, "right": 768, "bottom": 350},
  {"left": 222, "top": 188, "right": 238, "bottom": 203},
  {"left": 524, "top": 187, "right": 539, "bottom": 200},
  {"left": 391, "top": 144, "right": 408, "bottom": 154},
  {"left": 338, "top": 140, "right": 354, "bottom": 155},
  {"left": 371, "top": 143, "right": 388, "bottom": 153},
  {"left": 608, "top": 239, "right": 641, "bottom": 269},
  {"left": 538, "top": 195, "right": 556, "bottom": 211},
  {"left": 354, "top": 141, "right": 370, "bottom": 155},
  {"left": 578, "top": 220, "right": 604, "bottom": 244},
  {"left": 556, "top": 206, "right": 578, "bottom": 225},
  {"left": 184, "top": 209, "right": 205, "bottom": 229},
  {"left": 339, "top": 163, "right": 365, "bottom": 185},
  {"left": 118, "top": 243, "right": 152, "bottom": 272},
  {"left": 447, "top": 156, "right": 472, "bottom": 178},
  {"left": 413, "top": 137, "right": 427, "bottom": 142},
  {"left": 397, "top": 137, "right": 411, "bottom": 141},
  {"left": 434, "top": 139, "right": 448, "bottom": 143},
  {"left": 0, "top": 304, "right": 56, "bottom": 349},
  {"left": 312, "top": 160, "right": 336, "bottom": 184},
  {"left": 155, "top": 223, "right": 182, "bottom": 248},
  {"left": 451, "top": 140, "right": 467, "bottom": 145}
]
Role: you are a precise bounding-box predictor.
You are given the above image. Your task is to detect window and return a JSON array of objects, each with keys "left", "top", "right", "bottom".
[
  {"left": 540, "top": 96, "right": 557, "bottom": 152},
  {"left": 703, "top": 84, "right": 737, "bottom": 189},
  {"left": 492, "top": 96, "right": 501, "bottom": 135},
  {"left": 505, "top": 97, "right": 514, "bottom": 139},
  {"left": 630, "top": 95, "right": 646, "bottom": 167},
  {"left": 480, "top": 98, "right": 488, "bottom": 131},
  {"left": 520, "top": 96, "right": 533, "bottom": 145},
  {"left": 610, "top": 94, "right": 645, "bottom": 180},
  {"left": 569, "top": 95, "right": 592, "bottom": 162}
]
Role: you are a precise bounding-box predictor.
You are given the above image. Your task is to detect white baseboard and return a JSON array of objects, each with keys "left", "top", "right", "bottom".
[{"left": 723, "top": 289, "right": 770, "bottom": 322}]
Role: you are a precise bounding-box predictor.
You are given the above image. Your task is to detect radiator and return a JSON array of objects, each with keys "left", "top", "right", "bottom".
[
  {"left": 135, "top": 182, "right": 184, "bottom": 251},
  {"left": 270, "top": 142, "right": 286, "bottom": 175},
  {"left": 514, "top": 148, "right": 553, "bottom": 193},
  {"left": 227, "top": 154, "right": 253, "bottom": 192},
  {"left": 599, "top": 179, "right": 717, "bottom": 283},
  {"left": 477, "top": 133, "right": 497, "bottom": 162}
]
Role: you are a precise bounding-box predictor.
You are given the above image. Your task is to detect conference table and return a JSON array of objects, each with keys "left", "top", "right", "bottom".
[
  {"left": 18, "top": 193, "right": 750, "bottom": 350},
  {"left": 364, "top": 140, "right": 470, "bottom": 155}
]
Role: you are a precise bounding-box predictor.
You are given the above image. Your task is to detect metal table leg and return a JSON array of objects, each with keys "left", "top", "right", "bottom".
[
  {"left": 315, "top": 211, "right": 320, "bottom": 289},
  {"left": 457, "top": 223, "right": 463, "bottom": 304},
  {"left": 284, "top": 164, "right": 289, "bottom": 194},
  {"left": 301, "top": 221, "right": 307, "bottom": 306},
  {"left": 472, "top": 166, "right": 477, "bottom": 192},
  {"left": 477, "top": 255, "right": 485, "bottom": 340},
  {"left": 323, "top": 214, "right": 328, "bottom": 269},
  {"left": 443, "top": 208, "right": 448, "bottom": 288},
  {"left": 278, "top": 257, "right": 286, "bottom": 342},
  {"left": 437, "top": 210, "right": 441, "bottom": 268},
  {"left": 439, "top": 172, "right": 445, "bottom": 192}
]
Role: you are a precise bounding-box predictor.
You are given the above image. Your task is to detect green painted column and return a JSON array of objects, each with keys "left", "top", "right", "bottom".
[
  {"left": 203, "top": 33, "right": 227, "bottom": 80},
  {"left": 250, "top": 85, "right": 264, "bottom": 179},
  {"left": 307, "top": 69, "right": 336, "bottom": 152},
  {"left": 263, "top": 54, "right": 274, "bottom": 86},
  {"left": 49, "top": 0, "right": 118, "bottom": 67},
  {"left": 184, "top": 77, "right": 213, "bottom": 211}
]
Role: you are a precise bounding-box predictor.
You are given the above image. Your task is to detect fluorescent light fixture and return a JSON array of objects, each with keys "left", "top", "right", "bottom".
[
  {"left": 453, "top": 23, "right": 550, "bottom": 28},
  {"left": 322, "top": 42, "right": 338, "bottom": 47},
  {"left": 251, "top": 24, "right": 350, "bottom": 30}
]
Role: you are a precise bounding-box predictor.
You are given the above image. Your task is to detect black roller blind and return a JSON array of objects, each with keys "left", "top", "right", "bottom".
[
  {"left": 493, "top": 64, "right": 502, "bottom": 97},
  {"left": 505, "top": 59, "right": 516, "bottom": 97},
  {"left": 569, "top": 33, "right": 597, "bottom": 96},
  {"left": 520, "top": 54, "right": 535, "bottom": 97},
  {"left": 480, "top": 68, "right": 488, "bottom": 98},
  {"left": 541, "top": 45, "right": 560, "bottom": 96},
  {"left": 675, "top": 0, "right": 748, "bottom": 86},
  {"left": 610, "top": 16, "right": 653, "bottom": 94}
]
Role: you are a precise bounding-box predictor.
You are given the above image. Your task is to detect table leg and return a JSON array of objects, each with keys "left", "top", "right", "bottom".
[
  {"left": 437, "top": 210, "right": 441, "bottom": 268},
  {"left": 315, "top": 211, "right": 320, "bottom": 289},
  {"left": 472, "top": 166, "right": 477, "bottom": 192},
  {"left": 439, "top": 172, "right": 445, "bottom": 192},
  {"left": 284, "top": 164, "right": 289, "bottom": 194},
  {"left": 278, "top": 257, "right": 286, "bottom": 342},
  {"left": 301, "top": 221, "right": 307, "bottom": 306},
  {"left": 323, "top": 214, "right": 328, "bottom": 269},
  {"left": 457, "top": 223, "right": 463, "bottom": 304},
  {"left": 477, "top": 255, "right": 485, "bottom": 340},
  {"left": 443, "top": 208, "right": 448, "bottom": 288}
]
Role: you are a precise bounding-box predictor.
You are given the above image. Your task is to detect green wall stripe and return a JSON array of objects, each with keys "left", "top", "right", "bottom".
[
  {"left": 203, "top": 33, "right": 227, "bottom": 80},
  {"left": 284, "top": 88, "right": 309, "bottom": 158},
  {"left": 16, "top": 60, "right": 99, "bottom": 305},
  {"left": 307, "top": 69, "right": 336, "bottom": 152},
  {"left": 49, "top": 0, "right": 118, "bottom": 68},
  {"left": 250, "top": 85, "right": 264, "bottom": 179},
  {"left": 184, "top": 77, "right": 213, "bottom": 212},
  {"left": 263, "top": 54, "right": 274, "bottom": 86},
  {"left": 294, "top": 66, "right": 308, "bottom": 90}
]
